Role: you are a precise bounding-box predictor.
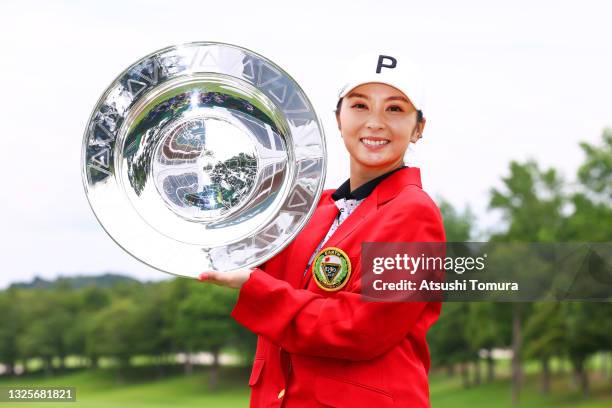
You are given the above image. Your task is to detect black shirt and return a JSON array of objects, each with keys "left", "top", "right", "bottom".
[{"left": 331, "top": 165, "right": 407, "bottom": 201}]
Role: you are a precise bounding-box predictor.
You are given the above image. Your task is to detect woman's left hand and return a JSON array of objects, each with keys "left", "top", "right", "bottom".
[{"left": 198, "top": 268, "right": 255, "bottom": 289}]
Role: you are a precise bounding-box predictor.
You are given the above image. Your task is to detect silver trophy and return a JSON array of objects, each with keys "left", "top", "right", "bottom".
[{"left": 81, "top": 42, "right": 326, "bottom": 277}]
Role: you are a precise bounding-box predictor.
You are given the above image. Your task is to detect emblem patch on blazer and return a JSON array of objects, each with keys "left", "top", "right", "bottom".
[{"left": 312, "top": 247, "right": 352, "bottom": 291}]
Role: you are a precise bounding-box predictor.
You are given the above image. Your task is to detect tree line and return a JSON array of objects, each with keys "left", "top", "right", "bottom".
[{"left": 0, "top": 277, "right": 256, "bottom": 386}]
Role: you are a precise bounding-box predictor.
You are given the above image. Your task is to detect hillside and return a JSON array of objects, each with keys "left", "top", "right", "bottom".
[{"left": 8, "top": 273, "right": 142, "bottom": 290}]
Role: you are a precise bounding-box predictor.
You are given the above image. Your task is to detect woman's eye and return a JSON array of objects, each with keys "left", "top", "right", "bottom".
[
  {"left": 387, "top": 105, "right": 404, "bottom": 112},
  {"left": 351, "top": 103, "right": 367, "bottom": 109}
]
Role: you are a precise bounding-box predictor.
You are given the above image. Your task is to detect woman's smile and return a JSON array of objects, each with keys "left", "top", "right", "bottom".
[{"left": 360, "top": 136, "right": 390, "bottom": 150}]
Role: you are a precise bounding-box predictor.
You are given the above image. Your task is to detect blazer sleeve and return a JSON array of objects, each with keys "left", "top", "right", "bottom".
[{"left": 231, "top": 198, "right": 445, "bottom": 361}]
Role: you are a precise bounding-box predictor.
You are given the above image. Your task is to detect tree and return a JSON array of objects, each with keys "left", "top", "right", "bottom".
[
  {"left": 172, "top": 284, "right": 237, "bottom": 388},
  {"left": 429, "top": 200, "right": 478, "bottom": 385},
  {"left": 438, "top": 198, "right": 476, "bottom": 242},
  {"left": 428, "top": 302, "right": 473, "bottom": 386},
  {"left": 0, "top": 289, "right": 22, "bottom": 375},
  {"left": 78, "top": 286, "right": 111, "bottom": 368},
  {"left": 465, "top": 303, "right": 508, "bottom": 384},
  {"left": 523, "top": 302, "right": 565, "bottom": 393},
  {"left": 16, "top": 290, "right": 74, "bottom": 375},
  {"left": 559, "top": 129, "right": 612, "bottom": 398},
  {"left": 576, "top": 128, "right": 612, "bottom": 203},
  {"left": 488, "top": 159, "right": 566, "bottom": 405},
  {"left": 85, "top": 296, "right": 160, "bottom": 382}
]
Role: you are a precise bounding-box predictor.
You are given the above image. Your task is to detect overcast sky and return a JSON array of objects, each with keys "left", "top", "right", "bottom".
[{"left": 1, "top": 0, "right": 611, "bottom": 289}]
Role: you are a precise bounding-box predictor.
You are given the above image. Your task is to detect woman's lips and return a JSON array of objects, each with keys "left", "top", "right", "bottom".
[{"left": 360, "top": 137, "right": 390, "bottom": 150}]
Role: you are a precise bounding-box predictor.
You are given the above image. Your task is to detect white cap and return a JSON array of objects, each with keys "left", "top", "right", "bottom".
[{"left": 337, "top": 52, "right": 426, "bottom": 113}]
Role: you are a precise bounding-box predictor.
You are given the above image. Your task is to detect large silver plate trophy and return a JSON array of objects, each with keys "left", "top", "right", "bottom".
[{"left": 81, "top": 42, "right": 326, "bottom": 278}]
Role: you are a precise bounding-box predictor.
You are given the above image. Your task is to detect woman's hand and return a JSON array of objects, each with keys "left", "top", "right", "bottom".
[{"left": 198, "top": 268, "right": 255, "bottom": 289}]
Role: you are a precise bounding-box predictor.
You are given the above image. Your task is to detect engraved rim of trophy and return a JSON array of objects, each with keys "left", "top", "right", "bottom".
[{"left": 81, "top": 42, "right": 326, "bottom": 276}]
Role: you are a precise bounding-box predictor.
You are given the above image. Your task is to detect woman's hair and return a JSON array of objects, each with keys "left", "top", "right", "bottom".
[{"left": 335, "top": 97, "right": 424, "bottom": 123}]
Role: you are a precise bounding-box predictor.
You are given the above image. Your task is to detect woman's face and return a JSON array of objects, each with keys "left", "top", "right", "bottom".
[{"left": 336, "top": 82, "right": 425, "bottom": 171}]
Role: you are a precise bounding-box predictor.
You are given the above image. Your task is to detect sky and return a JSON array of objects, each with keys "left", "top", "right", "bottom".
[{"left": 1, "top": 0, "right": 611, "bottom": 288}]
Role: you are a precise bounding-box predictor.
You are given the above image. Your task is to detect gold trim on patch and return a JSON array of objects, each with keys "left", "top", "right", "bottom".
[{"left": 311, "top": 246, "right": 352, "bottom": 292}]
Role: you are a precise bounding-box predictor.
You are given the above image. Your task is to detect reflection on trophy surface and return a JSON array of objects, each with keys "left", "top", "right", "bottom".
[{"left": 82, "top": 42, "right": 326, "bottom": 277}]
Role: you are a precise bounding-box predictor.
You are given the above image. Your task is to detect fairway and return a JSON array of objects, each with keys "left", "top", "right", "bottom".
[
  {"left": 429, "top": 371, "right": 611, "bottom": 408},
  {"left": 1, "top": 366, "right": 610, "bottom": 408},
  {"left": 0, "top": 367, "right": 250, "bottom": 408}
]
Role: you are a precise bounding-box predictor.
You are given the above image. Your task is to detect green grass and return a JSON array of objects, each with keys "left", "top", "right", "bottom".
[
  {"left": 429, "top": 369, "right": 612, "bottom": 408},
  {"left": 0, "top": 366, "right": 250, "bottom": 408},
  {"left": 0, "top": 364, "right": 610, "bottom": 408}
]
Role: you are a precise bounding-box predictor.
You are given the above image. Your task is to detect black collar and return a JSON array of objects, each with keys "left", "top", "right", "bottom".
[{"left": 331, "top": 165, "right": 407, "bottom": 201}]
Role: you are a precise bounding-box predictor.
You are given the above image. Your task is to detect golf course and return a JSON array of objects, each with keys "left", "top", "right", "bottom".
[{"left": 1, "top": 358, "right": 610, "bottom": 407}]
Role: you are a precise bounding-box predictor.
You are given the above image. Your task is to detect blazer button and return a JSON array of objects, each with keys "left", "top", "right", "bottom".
[{"left": 277, "top": 389, "right": 285, "bottom": 399}]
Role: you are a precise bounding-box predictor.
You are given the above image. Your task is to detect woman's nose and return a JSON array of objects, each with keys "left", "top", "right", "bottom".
[{"left": 365, "top": 109, "right": 385, "bottom": 130}]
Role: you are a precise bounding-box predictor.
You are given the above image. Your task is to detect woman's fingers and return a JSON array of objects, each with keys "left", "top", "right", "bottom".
[
  {"left": 198, "top": 271, "right": 211, "bottom": 281},
  {"left": 198, "top": 268, "right": 254, "bottom": 289},
  {"left": 198, "top": 270, "right": 222, "bottom": 283}
]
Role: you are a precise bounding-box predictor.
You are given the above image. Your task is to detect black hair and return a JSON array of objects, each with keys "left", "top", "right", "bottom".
[{"left": 335, "top": 97, "right": 424, "bottom": 123}]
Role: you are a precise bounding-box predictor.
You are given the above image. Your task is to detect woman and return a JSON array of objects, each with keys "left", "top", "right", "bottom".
[{"left": 199, "top": 52, "right": 446, "bottom": 407}]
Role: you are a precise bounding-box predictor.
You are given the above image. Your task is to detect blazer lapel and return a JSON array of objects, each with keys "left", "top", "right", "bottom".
[
  {"left": 322, "top": 167, "right": 422, "bottom": 249},
  {"left": 322, "top": 190, "right": 378, "bottom": 249},
  {"left": 293, "top": 167, "right": 423, "bottom": 289},
  {"left": 375, "top": 166, "right": 422, "bottom": 206},
  {"left": 297, "top": 193, "right": 378, "bottom": 289},
  {"left": 285, "top": 194, "right": 338, "bottom": 288}
]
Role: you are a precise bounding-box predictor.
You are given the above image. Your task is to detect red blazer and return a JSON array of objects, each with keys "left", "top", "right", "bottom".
[{"left": 231, "top": 167, "right": 446, "bottom": 408}]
